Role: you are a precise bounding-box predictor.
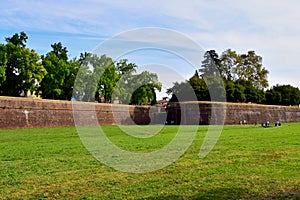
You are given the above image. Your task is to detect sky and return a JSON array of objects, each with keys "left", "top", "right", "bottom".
[{"left": 1, "top": 0, "right": 300, "bottom": 99}]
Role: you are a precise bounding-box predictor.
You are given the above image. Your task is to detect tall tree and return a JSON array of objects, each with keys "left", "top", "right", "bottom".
[
  {"left": 41, "top": 42, "right": 77, "bottom": 100},
  {"left": 1, "top": 32, "right": 46, "bottom": 96},
  {"left": 61, "top": 58, "right": 80, "bottom": 100},
  {"left": 199, "top": 50, "right": 226, "bottom": 102},
  {"left": 220, "top": 49, "right": 239, "bottom": 81},
  {"left": 199, "top": 50, "right": 221, "bottom": 76},
  {"left": 73, "top": 52, "right": 100, "bottom": 101},
  {"left": 95, "top": 55, "right": 117, "bottom": 102},
  {"left": 235, "top": 51, "right": 269, "bottom": 89},
  {"left": 112, "top": 59, "right": 138, "bottom": 104}
]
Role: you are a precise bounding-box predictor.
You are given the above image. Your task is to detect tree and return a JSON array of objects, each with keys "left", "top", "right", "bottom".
[
  {"left": 220, "top": 49, "right": 239, "bottom": 81},
  {"left": 74, "top": 54, "right": 162, "bottom": 104},
  {"left": 196, "top": 49, "right": 269, "bottom": 103},
  {"left": 235, "top": 79, "right": 265, "bottom": 103},
  {"left": 5, "top": 31, "right": 28, "bottom": 47},
  {"left": 113, "top": 59, "right": 162, "bottom": 105},
  {"left": 41, "top": 42, "right": 77, "bottom": 100},
  {"left": 0, "top": 44, "right": 7, "bottom": 87},
  {"left": 188, "top": 71, "right": 209, "bottom": 101},
  {"left": 112, "top": 59, "right": 138, "bottom": 104},
  {"left": 166, "top": 75, "right": 203, "bottom": 103},
  {"left": 1, "top": 32, "right": 46, "bottom": 96},
  {"left": 235, "top": 51, "right": 269, "bottom": 89},
  {"left": 199, "top": 50, "right": 221, "bottom": 76},
  {"left": 95, "top": 55, "right": 117, "bottom": 102},
  {"left": 116, "top": 59, "right": 137, "bottom": 75},
  {"left": 73, "top": 52, "right": 101, "bottom": 101},
  {"left": 167, "top": 81, "right": 195, "bottom": 102},
  {"left": 50, "top": 42, "right": 68, "bottom": 61},
  {"left": 199, "top": 50, "right": 226, "bottom": 102},
  {"left": 114, "top": 69, "right": 161, "bottom": 105},
  {"left": 129, "top": 71, "right": 162, "bottom": 105},
  {"left": 167, "top": 70, "right": 225, "bottom": 102},
  {"left": 265, "top": 85, "right": 300, "bottom": 106},
  {"left": 232, "top": 83, "right": 246, "bottom": 103},
  {"left": 61, "top": 58, "right": 80, "bottom": 100},
  {"left": 265, "top": 89, "right": 282, "bottom": 105}
]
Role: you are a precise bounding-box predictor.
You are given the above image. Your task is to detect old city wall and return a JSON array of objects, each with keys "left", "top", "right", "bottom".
[
  {"left": 166, "top": 102, "right": 300, "bottom": 125},
  {"left": 0, "top": 97, "right": 300, "bottom": 129},
  {"left": 0, "top": 97, "right": 152, "bottom": 129}
]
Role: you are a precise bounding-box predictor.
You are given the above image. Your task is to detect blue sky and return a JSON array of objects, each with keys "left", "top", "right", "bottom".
[{"left": 1, "top": 0, "right": 300, "bottom": 98}]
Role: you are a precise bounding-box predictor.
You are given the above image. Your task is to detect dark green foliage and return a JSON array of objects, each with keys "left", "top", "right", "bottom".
[
  {"left": 5, "top": 31, "right": 28, "bottom": 47},
  {"left": 168, "top": 49, "right": 270, "bottom": 104},
  {"left": 40, "top": 42, "right": 79, "bottom": 100},
  {"left": 199, "top": 50, "right": 221, "bottom": 76},
  {"left": 0, "top": 32, "right": 162, "bottom": 104},
  {"left": 235, "top": 79, "right": 265, "bottom": 103},
  {"left": 166, "top": 79, "right": 199, "bottom": 102},
  {"left": 235, "top": 50, "right": 269, "bottom": 89},
  {"left": 189, "top": 71, "right": 210, "bottom": 101},
  {"left": 200, "top": 49, "right": 269, "bottom": 89},
  {"left": 73, "top": 53, "right": 162, "bottom": 104},
  {"left": 96, "top": 55, "right": 118, "bottom": 102},
  {"left": 113, "top": 68, "right": 161, "bottom": 105},
  {"left": 0, "top": 32, "right": 47, "bottom": 96},
  {"left": 265, "top": 84, "right": 300, "bottom": 106},
  {"left": 1, "top": 32, "right": 300, "bottom": 106},
  {"left": 127, "top": 71, "right": 161, "bottom": 105},
  {"left": 225, "top": 80, "right": 246, "bottom": 102}
]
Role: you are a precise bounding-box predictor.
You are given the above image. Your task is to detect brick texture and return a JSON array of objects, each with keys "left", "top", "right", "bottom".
[
  {"left": 0, "top": 97, "right": 300, "bottom": 129},
  {"left": 166, "top": 102, "right": 300, "bottom": 125},
  {"left": 0, "top": 97, "right": 154, "bottom": 128}
]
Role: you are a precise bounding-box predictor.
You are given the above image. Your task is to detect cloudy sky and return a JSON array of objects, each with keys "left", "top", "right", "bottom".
[{"left": 1, "top": 0, "right": 300, "bottom": 98}]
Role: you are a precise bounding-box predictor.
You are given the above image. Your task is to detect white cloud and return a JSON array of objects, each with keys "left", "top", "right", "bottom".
[{"left": 1, "top": 0, "right": 300, "bottom": 88}]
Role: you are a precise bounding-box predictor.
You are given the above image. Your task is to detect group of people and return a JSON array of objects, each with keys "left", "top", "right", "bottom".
[
  {"left": 239, "top": 120, "right": 282, "bottom": 127},
  {"left": 261, "top": 120, "right": 281, "bottom": 127}
]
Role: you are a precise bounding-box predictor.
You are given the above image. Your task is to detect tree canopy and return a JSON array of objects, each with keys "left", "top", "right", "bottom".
[
  {"left": 0, "top": 32, "right": 47, "bottom": 97},
  {"left": 0, "top": 32, "right": 162, "bottom": 105},
  {"left": 167, "top": 49, "right": 300, "bottom": 105},
  {"left": 40, "top": 42, "right": 79, "bottom": 100},
  {"left": 1, "top": 32, "right": 300, "bottom": 107},
  {"left": 75, "top": 54, "right": 161, "bottom": 104},
  {"left": 265, "top": 85, "right": 300, "bottom": 106}
]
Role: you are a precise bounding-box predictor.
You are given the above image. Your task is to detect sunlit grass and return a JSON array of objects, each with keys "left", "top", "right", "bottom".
[{"left": 0, "top": 123, "right": 299, "bottom": 199}]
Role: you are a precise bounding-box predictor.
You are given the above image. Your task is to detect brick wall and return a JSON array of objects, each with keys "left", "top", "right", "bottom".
[
  {"left": 0, "top": 97, "right": 300, "bottom": 129},
  {"left": 166, "top": 102, "right": 300, "bottom": 125},
  {"left": 0, "top": 97, "right": 155, "bottom": 129}
]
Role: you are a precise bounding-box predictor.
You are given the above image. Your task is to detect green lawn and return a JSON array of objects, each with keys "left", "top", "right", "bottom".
[{"left": 0, "top": 123, "right": 299, "bottom": 199}]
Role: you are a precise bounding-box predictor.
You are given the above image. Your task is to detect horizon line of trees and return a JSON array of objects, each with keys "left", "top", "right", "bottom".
[
  {"left": 167, "top": 49, "right": 300, "bottom": 106},
  {"left": 0, "top": 32, "right": 161, "bottom": 105},
  {"left": 1, "top": 31, "right": 300, "bottom": 106}
]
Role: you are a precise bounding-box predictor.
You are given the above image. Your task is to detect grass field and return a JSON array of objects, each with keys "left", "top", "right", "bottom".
[{"left": 0, "top": 123, "right": 299, "bottom": 199}]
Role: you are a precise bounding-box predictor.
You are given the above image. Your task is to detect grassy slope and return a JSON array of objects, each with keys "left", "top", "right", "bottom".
[{"left": 0, "top": 124, "right": 299, "bottom": 199}]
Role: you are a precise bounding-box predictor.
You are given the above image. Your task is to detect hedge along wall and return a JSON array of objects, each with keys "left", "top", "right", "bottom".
[{"left": 1, "top": 97, "right": 300, "bottom": 129}]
